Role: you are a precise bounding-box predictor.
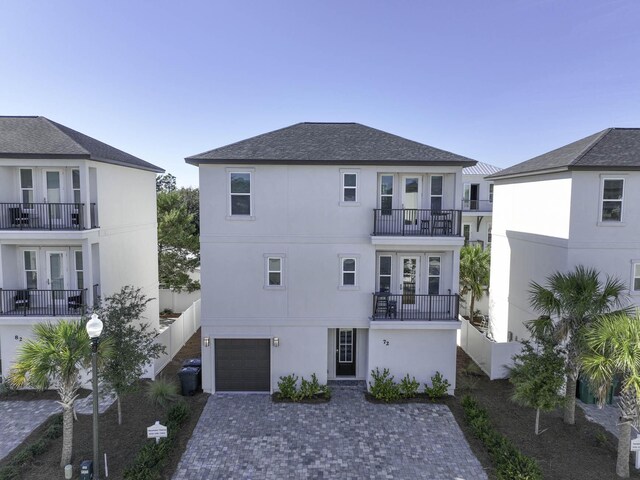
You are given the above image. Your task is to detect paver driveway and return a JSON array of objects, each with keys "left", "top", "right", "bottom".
[
  {"left": 0, "top": 400, "right": 60, "bottom": 461},
  {"left": 173, "top": 386, "right": 487, "bottom": 479}
]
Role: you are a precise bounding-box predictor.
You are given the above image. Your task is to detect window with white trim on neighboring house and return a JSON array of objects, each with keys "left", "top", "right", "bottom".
[
  {"left": 430, "top": 175, "right": 443, "bottom": 210},
  {"left": 489, "top": 184, "right": 494, "bottom": 203},
  {"left": 229, "top": 172, "right": 252, "bottom": 215},
  {"left": 24, "top": 250, "right": 37, "bottom": 289},
  {"left": 428, "top": 256, "right": 440, "bottom": 295},
  {"left": 378, "top": 255, "right": 392, "bottom": 292},
  {"left": 601, "top": 178, "right": 624, "bottom": 222},
  {"left": 341, "top": 257, "right": 357, "bottom": 286},
  {"left": 75, "top": 250, "right": 84, "bottom": 290},
  {"left": 633, "top": 263, "right": 640, "bottom": 292},
  {"left": 380, "top": 175, "right": 393, "bottom": 213},
  {"left": 72, "top": 170, "right": 81, "bottom": 204},
  {"left": 268, "top": 257, "right": 282, "bottom": 286},
  {"left": 20, "top": 169, "right": 34, "bottom": 204},
  {"left": 342, "top": 172, "right": 358, "bottom": 203}
]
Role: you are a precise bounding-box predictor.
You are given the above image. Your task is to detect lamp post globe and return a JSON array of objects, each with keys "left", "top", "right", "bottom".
[{"left": 86, "top": 313, "right": 103, "bottom": 340}]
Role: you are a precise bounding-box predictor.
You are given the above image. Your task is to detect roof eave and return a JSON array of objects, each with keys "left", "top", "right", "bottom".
[
  {"left": 185, "top": 158, "right": 476, "bottom": 167},
  {"left": 487, "top": 166, "right": 570, "bottom": 181}
]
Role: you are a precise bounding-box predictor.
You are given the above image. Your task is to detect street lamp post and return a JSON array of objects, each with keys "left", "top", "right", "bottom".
[{"left": 86, "top": 313, "right": 103, "bottom": 480}]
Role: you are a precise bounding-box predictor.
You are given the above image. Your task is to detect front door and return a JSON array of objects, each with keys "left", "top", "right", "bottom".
[
  {"left": 43, "top": 170, "right": 65, "bottom": 224},
  {"left": 400, "top": 256, "right": 420, "bottom": 309},
  {"left": 336, "top": 328, "right": 356, "bottom": 376},
  {"left": 401, "top": 176, "right": 421, "bottom": 228},
  {"left": 46, "top": 251, "right": 67, "bottom": 304}
]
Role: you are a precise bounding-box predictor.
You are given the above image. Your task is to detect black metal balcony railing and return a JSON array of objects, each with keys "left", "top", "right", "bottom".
[
  {"left": 0, "top": 289, "right": 87, "bottom": 316},
  {"left": 372, "top": 292, "right": 459, "bottom": 321},
  {"left": 373, "top": 209, "right": 462, "bottom": 237},
  {"left": 0, "top": 203, "right": 98, "bottom": 230},
  {"left": 461, "top": 199, "right": 493, "bottom": 212}
]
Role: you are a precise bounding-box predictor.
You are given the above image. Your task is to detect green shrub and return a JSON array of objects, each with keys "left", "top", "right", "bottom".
[
  {"left": 398, "top": 374, "right": 420, "bottom": 398},
  {"left": 26, "top": 438, "right": 47, "bottom": 456},
  {"left": 369, "top": 367, "right": 400, "bottom": 402},
  {"left": 146, "top": 377, "right": 179, "bottom": 409},
  {"left": 461, "top": 394, "right": 542, "bottom": 480},
  {"left": 0, "top": 466, "right": 19, "bottom": 480},
  {"left": 424, "top": 372, "right": 450, "bottom": 401},
  {"left": 299, "top": 374, "right": 330, "bottom": 399},
  {"left": 277, "top": 374, "right": 299, "bottom": 400},
  {"left": 8, "top": 449, "right": 31, "bottom": 466},
  {"left": 166, "top": 401, "right": 190, "bottom": 426}
]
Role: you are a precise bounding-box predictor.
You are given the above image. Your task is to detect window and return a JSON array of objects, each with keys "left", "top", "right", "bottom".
[
  {"left": 463, "top": 224, "right": 471, "bottom": 245},
  {"left": 338, "top": 329, "right": 353, "bottom": 363},
  {"left": 20, "top": 169, "right": 34, "bottom": 205},
  {"left": 633, "top": 264, "right": 640, "bottom": 292},
  {"left": 230, "top": 172, "right": 251, "bottom": 215},
  {"left": 601, "top": 178, "right": 624, "bottom": 222},
  {"left": 380, "top": 175, "right": 393, "bottom": 213},
  {"left": 430, "top": 176, "right": 443, "bottom": 210},
  {"left": 342, "top": 172, "right": 358, "bottom": 202},
  {"left": 75, "top": 251, "right": 84, "bottom": 289},
  {"left": 488, "top": 224, "right": 492, "bottom": 244},
  {"left": 72, "top": 170, "right": 81, "bottom": 204},
  {"left": 378, "top": 255, "right": 392, "bottom": 292},
  {"left": 342, "top": 258, "right": 356, "bottom": 286},
  {"left": 489, "top": 184, "right": 494, "bottom": 203},
  {"left": 428, "top": 256, "right": 440, "bottom": 295},
  {"left": 267, "top": 257, "right": 282, "bottom": 286},
  {"left": 24, "top": 250, "right": 37, "bottom": 289}
]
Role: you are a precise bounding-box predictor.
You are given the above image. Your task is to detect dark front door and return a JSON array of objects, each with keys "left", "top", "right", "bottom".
[
  {"left": 215, "top": 339, "right": 270, "bottom": 392},
  {"left": 336, "top": 328, "right": 356, "bottom": 376}
]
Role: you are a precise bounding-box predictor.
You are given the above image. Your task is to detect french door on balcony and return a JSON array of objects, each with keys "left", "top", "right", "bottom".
[
  {"left": 401, "top": 176, "right": 421, "bottom": 229},
  {"left": 46, "top": 251, "right": 67, "bottom": 305},
  {"left": 400, "top": 256, "right": 420, "bottom": 309},
  {"left": 43, "top": 170, "right": 65, "bottom": 224}
]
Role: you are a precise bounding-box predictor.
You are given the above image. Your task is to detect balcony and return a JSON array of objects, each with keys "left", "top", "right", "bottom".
[
  {"left": 0, "top": 203, "right": 98, "bottom": 231},
  {"left": 372, "top": 209, "right": 462, "bottom": 237},
  {"left": 461, "top": 200, "right": 493, "bottom": 212},
  {"left": 372, "top": 292, "right": 459, "bottom": 321},
  {"left": 0, "top": 289, "right": 88, "bottom": 316}
]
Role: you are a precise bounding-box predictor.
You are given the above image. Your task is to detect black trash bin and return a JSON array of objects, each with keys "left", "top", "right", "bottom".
[
  {"left": 182, "top": 358, "right": 202, "bottom": 390},
  {"left": 178, "top": 366, "right": 200, "bottom": 396},
  {"left": 79, "top": 460, "right": 93, "bottom": 480}
]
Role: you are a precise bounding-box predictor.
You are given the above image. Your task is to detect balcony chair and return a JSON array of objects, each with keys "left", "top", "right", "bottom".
[
  {"left": 67, "top": 293, "right": 84, "bottom": 312},
  {"left": 15, "top": 290, "right": 30, "bottom": 310},
  {"left": 9, "top": 207, "right": 30, "bottom": 227},
  {"left": 386, "top": 300, "right": 397, "bottom": 319}
]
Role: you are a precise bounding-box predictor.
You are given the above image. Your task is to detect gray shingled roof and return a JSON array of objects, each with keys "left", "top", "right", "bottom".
[
  {"left": 489, "top": 128, "right": 640, "bottom": 179},
  {"left": 463, "top": 161, "right": 502, "bottom": 176},
  {"left": 186, "top": 122, "right": 477, "bottom": 167},
  {"left": 0, "top": 116, "right": 164, "bottom": 173}
]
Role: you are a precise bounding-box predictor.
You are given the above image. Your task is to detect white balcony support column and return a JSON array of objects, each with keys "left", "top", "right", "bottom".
[
  {"left": 79, "top": 163, "right": 91, "bottom": 228},
  {"left": 82, "top": 239, "right": 94, "bottom": 308}
]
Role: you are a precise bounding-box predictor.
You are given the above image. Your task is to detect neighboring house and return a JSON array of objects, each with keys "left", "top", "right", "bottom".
[
  {"left": 461, "top": 162, "right": 501, "bottom": 249},
  {"left": 187, "top": 122, "right": 478, "bottom": 394},
  {"left": 0, "top": 116, "right": 164, "bottom": 380},
  {"left": 487, "top": 128, "right": 640, "bottom": 344}
]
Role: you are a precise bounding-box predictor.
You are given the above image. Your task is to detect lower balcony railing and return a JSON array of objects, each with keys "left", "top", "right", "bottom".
[
  {"left": 0, "top": 289, "right": 88, "bottom": 316},
  {"left": 372, "top": 292, "right": 459, "bottom": 321},
  {"left": 0, "top": 203, "right": 98, "bottom": 230}
]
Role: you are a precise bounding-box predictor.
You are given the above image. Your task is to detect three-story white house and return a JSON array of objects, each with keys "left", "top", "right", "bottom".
[
  {"left": 461, "top": 162, "right": 501, "bottom": 250},
  {"left": 488, "top": 128, "right": 640, "bottom": 344},
  {"left": 188, "top": 122, "right": 478, "bottom": 393},
  {"left": 0, "top": 116, "right": 164, "bottom": 379}
]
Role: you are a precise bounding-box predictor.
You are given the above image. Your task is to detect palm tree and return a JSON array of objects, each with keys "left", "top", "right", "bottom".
[
  {"left": 529, "top": 265, "right": 628, "bottom": 425},
  {"left": 459, "top": 244, "right": 490, "bottom": 322},
  {"left": 9, "top": 320, "right": 94, "bottom": 467},
  {"left": 582, "top": 312, "right": 640, "bottom": 478}
]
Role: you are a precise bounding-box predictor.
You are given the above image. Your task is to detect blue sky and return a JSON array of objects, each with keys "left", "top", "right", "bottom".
[{"left": 1, "top": 1, "right": 639, "bottom": 186}]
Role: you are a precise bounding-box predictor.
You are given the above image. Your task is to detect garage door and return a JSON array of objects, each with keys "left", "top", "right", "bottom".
[{"left": 214, "top": 339, "right": 271, "bottom": 392}]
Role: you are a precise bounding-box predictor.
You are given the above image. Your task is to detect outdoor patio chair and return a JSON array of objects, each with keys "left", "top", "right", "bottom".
[
  {"left": 67, "top": 293, "right": 83, "bottom": 312},
  {"left": 9, "top": 207, "right": 30, "bottom": 227},
  {"left": 15, "top": 290, "right": 30, "bottom": 310}
]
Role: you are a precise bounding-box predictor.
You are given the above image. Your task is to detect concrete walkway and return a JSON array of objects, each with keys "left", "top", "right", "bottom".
[{"left": 173, "top": 385, "right": 487, "bottom": 480}]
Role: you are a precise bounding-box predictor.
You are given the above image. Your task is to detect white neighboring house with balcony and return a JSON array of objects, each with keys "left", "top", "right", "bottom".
[
  {"left": 0, "top": 116, "right": 164, "bottom": 380},
  {"left": 187, "top": 122, "right": 479, "bottom": 394},
  {"left": 461, "top": 162, "right": 501, "bottom": 250},
  {"left": 488, "top": 128, "right": 640, "bottom": 344}
]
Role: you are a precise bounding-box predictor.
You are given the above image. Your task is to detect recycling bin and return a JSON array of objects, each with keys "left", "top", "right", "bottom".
[
  {"left": 178, "top": 366, "right": 201, "bottom": 396},
  {"left": 182, "top": 358, "right": 202, "bottom": 390},
  {"left": 79, "top": 460, "right": 93, "bottom": 479}
]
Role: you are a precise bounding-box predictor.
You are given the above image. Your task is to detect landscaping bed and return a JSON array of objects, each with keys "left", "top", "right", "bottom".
[
  {"left": 364, "top": 392, "right": 451, "bottom": 404},
  {"left": 271, "top": 392, "right": 330, "bottom": 403},
  {"left": 450, "top": 348, "right": 640, "bottom": 480}
]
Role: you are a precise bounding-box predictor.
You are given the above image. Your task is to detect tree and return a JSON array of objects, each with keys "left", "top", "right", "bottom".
[
  {"left": 156, "top": 173, "right": 176, "bottom": 193},
  {"left": 509, "top": 327, "right": 565, "bottom": 435},
  {"left": 8, "top": 320, "right": 110, "bottom": 467},
  {"left": 582, "top": 312, "right": 640, "bottom": 478},
  {"left": 528, "top": 265, "right": 628, "bottom": 425},
  {"left": 459, "top": 244, "right": 490, "bottom": 321},
  {"left": 96, "top": 286, "right": 166, "bottom": 425}
]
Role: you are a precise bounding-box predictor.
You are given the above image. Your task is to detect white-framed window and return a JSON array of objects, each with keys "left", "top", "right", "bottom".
[
  {"left": 601, "top": 178, "right": 624, "bottom": 222},
  {"left": 378, "top": 255, "right": 392, "bottom": 292},
  {"left": 72, "top": 169, "right": 81, "bottom": 204},
  {"left": 489, "top": 184, "right": 494, "bottom": 203},
  {"left": 338, "top": 329, "right": 353, "bottom": 363},
  {"left": 340, "top": 170, "right": 359, "bottom": 205},
  {"left": 20, "top": 169, "right": 34, "bottom": 204},
  {"left": 463, "top": 224, "right": 471, "bottom": 245},
  {"left": 632, "top": 263, "right": 640, "bottom": 292},
  {"left": 430, "top": 175, "right": 443, "bottom": 210},
  {"left": 74, "top": 250, "right": 84, "bottom": 290},
  {"left": 229, "top": 171, "right": 252, "bottom": 216},
  {"left": 339, "top": 256, "right": 358, "bottom": 288},
  {"left": 427, "top": 256, "right": 441, "bottom": 295},
  {"left": 268, "top": 257, "right": 282, "bottom": 286},
  {"left": 379, "top": 175, "right": 393, "bottom": 213},
  {"left": 23, "top": 250, "right": 38, "bottom": 289}
]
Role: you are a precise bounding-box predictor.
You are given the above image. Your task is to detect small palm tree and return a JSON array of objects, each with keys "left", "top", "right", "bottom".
[
  {"left": 9, "top": 320, "right": 96, "bottom": 467},
  {"left": 529, "top": 265, "right": 628, "bottom": 425},
  {"left": 582, "top": 312, "right": 640, "bottom": 478},
  {"left": 459, "top": 244, "right": 490, "bottom": 323}
]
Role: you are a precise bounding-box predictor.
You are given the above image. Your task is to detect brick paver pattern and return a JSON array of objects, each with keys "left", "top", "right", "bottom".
[{"left": 173, "top": 385, "right": 487, "bottom": 480}]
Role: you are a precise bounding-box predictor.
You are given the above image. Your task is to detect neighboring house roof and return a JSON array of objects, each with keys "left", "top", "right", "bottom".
[
  {"left": 186, "top": 122, "right": 478, "bottom": 167},
  {"left": 488, "top": 128, "right": 640, "bottom": 180},
  {"left": 462, "top": 161, "right": 502, "bottom": 176},
  {"left": 0, "top": 116, "right": 164, "bottom": 173}
]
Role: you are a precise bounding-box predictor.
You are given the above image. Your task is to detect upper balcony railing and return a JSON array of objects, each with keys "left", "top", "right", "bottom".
[
  {"left": 373, "top": 209, "right": 462, "bottom": 237},
  {"left": 0, "top": 203, "right": 98, "bottom": 231},
  {"left": 461, "top": 199, "right": 493, "bottom": 212},
  {"left": 0, "top": 288, "right": 88, "bottom": 316},
  {"left": 372, "top": 292, "right": 459, "bottom": 321}
]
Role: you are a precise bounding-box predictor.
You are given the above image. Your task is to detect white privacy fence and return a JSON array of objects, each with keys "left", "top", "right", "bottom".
[
  {"left": 154, "top": 299, "right": 201, "bottom": 375},
  {"left": 458, "top": 316, "right": 522, "bottom": 380},
  {"left": 159, "top": 288, "right": 201, "bottom": 314}
]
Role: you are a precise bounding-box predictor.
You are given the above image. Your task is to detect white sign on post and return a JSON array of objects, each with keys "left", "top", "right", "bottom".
[{"left": 147, "top": 421, "right": 168, "bottom": 444}]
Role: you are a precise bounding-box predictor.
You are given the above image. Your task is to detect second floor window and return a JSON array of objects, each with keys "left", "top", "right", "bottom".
[
  {"left": 601, "top": 178, "right": 623, "bottom": 222},
  {"left": 72, "top": 170, "right": 81, "bottom": 204},
  {"left": 20, "top": 169, "right": 34, "bottom": 204},
  {"left": 430, "top": 175, "right": 443, "bottom": 211},
  {"left": 230, "top": 172, "right": 251, "bottom": 215},
  {"left": 342, "top": 258, "right": 356, "bottom": 286},
  {"left": 380, "top": 175, "right": 393, "bottom": 213},
  {"left": 267, "top": 257, "right": 282, "bottom": 286},
  {"left": 342, "top": 173, "right": 358, "bottom": 202}
]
